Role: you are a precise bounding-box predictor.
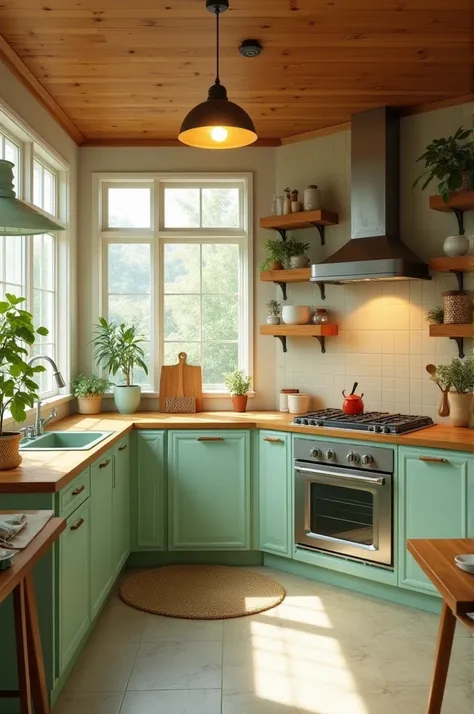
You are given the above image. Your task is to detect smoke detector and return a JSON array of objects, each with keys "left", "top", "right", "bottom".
[{"left": 239, "top": 40, "right": 262, "bottom": 58}]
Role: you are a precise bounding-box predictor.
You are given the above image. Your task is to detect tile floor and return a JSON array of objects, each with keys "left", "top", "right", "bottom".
[{"left": 54, "top": 567, "right": 474, "bottom": 714}]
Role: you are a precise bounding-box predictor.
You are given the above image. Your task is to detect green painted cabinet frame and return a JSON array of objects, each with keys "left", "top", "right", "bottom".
[
  {"left": 258, "top": 430, "right": 292, "bottom": 557},
  {"left": 90, "top": 452, "right": 114, "bottom": 618},
  {"left": 112, "top": 435, "right": 131, "bottom": 575},
  {"left": 132, "top": 431, "right": 166, "bottom": 551}
]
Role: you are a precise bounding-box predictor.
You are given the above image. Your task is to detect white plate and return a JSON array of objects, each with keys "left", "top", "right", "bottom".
[{"left": 454, "top": 554, "right": 474, "bottom": 574}]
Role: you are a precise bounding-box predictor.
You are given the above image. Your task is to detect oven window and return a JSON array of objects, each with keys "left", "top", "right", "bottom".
[{"left": 309, "top": 483, "right": 374, "bottom": 546}]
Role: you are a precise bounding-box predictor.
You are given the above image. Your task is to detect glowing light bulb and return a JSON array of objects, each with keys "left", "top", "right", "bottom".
[{"left": 210, "top": 126, "right": 228, "bottom": 143}]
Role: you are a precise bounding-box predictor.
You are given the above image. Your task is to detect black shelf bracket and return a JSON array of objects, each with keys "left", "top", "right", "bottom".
[
  {"left": 309, "top": 223, "right": 325, "bottom": 246},
  {"left": 451, "top": 270, "right": 464, "bottom": 291},
  {"left": 275, "top": 335, "right": 287, "bottom": 353},
  {"left": 276, "top": 228, "right": 287, "bottom": 241},
  {"left": 313, "top": 336, "right": 327, "bottom": 353},
  {"left": 315, "top": 282, "right": 326, "bottom": 300},
  {"left": 274, "top": 281, "right": 287, "bottom": 301},
  {"left": 451, "top": 208, "right": 465, "bottom": 235},
  {"left": 450, "top": 336, "right": 465, "bottom": 358}
]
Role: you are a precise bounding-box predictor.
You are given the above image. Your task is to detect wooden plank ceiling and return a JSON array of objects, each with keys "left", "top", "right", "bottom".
[{"left": 0, "top": 0, "right": 471, "bottom": 145}]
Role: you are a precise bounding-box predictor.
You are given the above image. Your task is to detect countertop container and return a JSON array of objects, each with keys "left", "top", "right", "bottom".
[{"left": 287, "top": 393, "right": 310, "bottom": 414}]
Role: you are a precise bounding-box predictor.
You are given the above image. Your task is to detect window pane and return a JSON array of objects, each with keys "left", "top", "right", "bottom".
[
  {"left": 202, "top": 343, "right": 238, "bottom": 385},
  {"left": 164, "top": 295, "right": 200, "bottom": 341},
  {"left": 34, "top": 235, "right": 55, "bottom": 291},
  {"left": 108, "top": 243, "right": 150, "bottom": 293},
  {"left": 202, "top": 188, "right": 240, "bottom": 228},
  {"left": 34, "top": 290, "right": 54, "bottom": 340},
  {"left": 202, "top": 243, "right": 239, "bottom": 294},
  {"left": 164, "top": 188, "right": 200, "bottom": 228},
  {"left": 164, "top": 243, "right": 200, "bottom": 294},
  {"left": 202, "top": 295, "right": 238, "bottom": 341},
  {"left": 31, "top": 343, "right": 55, "bottom": 395},
  {"left": 108, "top": 294, "right": 150, "bottom": 334},
  {"left": 5, "top": 236, "right": 23, "bottom": 286},
  {"left": 131, "top": 342, "right": 150, "bottom": 386},
  {"left": 43, "top": 167, "right": 56, "bottom": 216},
  {"left": 163, "top": 342, "right": 200, "bottom": 367},
  {"left": 5, "top": 140, "right": 19, "bottom": 191},
  {"left": 33, "top": 161, "right": 42, "bottom": 208},
  {"left": 107, "top": 187, "right": 151, "bottom": 228}
]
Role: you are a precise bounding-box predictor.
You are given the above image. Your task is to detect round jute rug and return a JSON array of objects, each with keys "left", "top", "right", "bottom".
[{"left": 119, "top": 565, "right": 286, "bottom": 620}]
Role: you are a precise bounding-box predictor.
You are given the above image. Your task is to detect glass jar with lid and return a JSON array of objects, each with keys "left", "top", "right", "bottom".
[{"left": 311, "top": 308, "right": 329, "bottom": 325}]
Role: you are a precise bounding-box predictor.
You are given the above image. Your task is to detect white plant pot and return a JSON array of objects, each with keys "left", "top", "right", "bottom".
[
  {"left": 443, "top": 235, "right": 469, "bottom": 257},
  {"left": 113, "top": 385, "right": 141, "bottom": 414},
  {"left": 77, "top": 396, "right": 103, "bottom": 415},
  {"left": 448, "top": 392, "right": 473, "bottom": 427},
  {"left": 266, "top": 315, "right": 280, "bottom": 325},
  {"left": 290, "top": 255, "right": 309, "bottom": 269},
  {"left": 281, "top": 305, "right": 311, "bottom": 325}
]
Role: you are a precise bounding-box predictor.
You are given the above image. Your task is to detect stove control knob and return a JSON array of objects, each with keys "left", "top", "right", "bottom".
[
  {"left": 310, "top": 447, "right": 320, "bottom": 458},
  {"left": 325, "top": 449, "right": 336, "bottom": 461},
  {"left": 361, "top": 454, "right": 374, "bottom": 466},
  {"left": 347, "top": 451, "right": 360, "bottom": 464}
]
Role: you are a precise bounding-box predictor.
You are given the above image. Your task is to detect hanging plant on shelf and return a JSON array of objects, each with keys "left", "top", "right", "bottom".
[{"left": 413, "top": 126, "right": 474, "bottom": 202}]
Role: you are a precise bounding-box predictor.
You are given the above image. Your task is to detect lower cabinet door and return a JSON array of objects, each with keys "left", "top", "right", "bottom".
[
  {"left": 59, "top": 499, "right": 90, "bottom": 673},
  {"left": 168, "top": 430, "right": 250, "bottom": 550},
  {"left": 112, "top": 436, "right": 130, "bottom": 574},
  {"left": 134, "top": 431, "right": 166, "bottom": 550},
  {"left": 90, "top": 453, "right": 114, "bottom": 618},
  {"left": 259, "top": 430, "right": 291, "bottom": 557}
]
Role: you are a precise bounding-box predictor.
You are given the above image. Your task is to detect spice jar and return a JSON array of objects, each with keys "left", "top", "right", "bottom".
[
  {"left": 442, "top": 291, "right": 472, "bottom": 324},
  {"left": 304, "top": 185, "right": 321, "bottom": 211},
  {"left": 311, "top": 308, "right": 329, "bottom": 325},
  {"left": 279, "top": 388, "right": 299, "bottom": 412}
]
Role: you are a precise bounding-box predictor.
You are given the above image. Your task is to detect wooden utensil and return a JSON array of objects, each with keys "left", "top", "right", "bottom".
[
  {"left": 180, "top": 352, "right": 203, "bottom": 412},
  {"left": 164, "top": 353, "right": 196, "bottom": 413},
  {"left": 425, "top": 364, "right": 450, "bottom": 417},
  {"left": 160, "top": 353, "right": 203, "bottom": 412}
]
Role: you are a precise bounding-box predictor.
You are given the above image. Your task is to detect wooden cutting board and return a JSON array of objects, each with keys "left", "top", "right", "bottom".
[{"left": 159, "top": 353, "right": 203, "bottom": 412}]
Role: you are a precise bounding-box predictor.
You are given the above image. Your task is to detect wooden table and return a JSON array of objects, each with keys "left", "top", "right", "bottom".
[
  {"left": 407, "top": 538, "right": 474, "bottom": 714},
  {"left": 0, "top": 514, "right": 65, "bottom": 714}
]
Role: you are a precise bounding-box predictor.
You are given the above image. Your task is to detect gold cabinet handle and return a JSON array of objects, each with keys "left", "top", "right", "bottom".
[
  {"left": 263, "top": 436, "right": 283, "bottom": 443},
  {"left": 71, "top": 485, "right": 85, "bottom": 496},
  {"left": 419, "top": 456, "right": 448, "bottom": 463},
  {"left": 99, "top": 459, "right": 111, "bottom": 468},
  {"left": 118, "top": 444, "right": 128, "bottom": 451},
  {"left": 70, "top": 518, "right": 85, "bottom": 531},
  {"left": 197, "top": 437, "right": 224, "bottom": 441}
]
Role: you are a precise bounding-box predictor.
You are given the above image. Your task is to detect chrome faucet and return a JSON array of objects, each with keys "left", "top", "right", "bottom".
[{"left": 27, "top": 355, "right": 65, "bottom": 436}]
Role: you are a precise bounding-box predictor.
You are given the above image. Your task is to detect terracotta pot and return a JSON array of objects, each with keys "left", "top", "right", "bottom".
[
  {"left": 269, "top": 261, "right": 283, "bottom": 271},
  {"left": 448, "top": 392, "right": 473, "bottom": 427},
  {"left": 232, "top": 395, "right": 248, "bottom": 412},
  {"left": 77, "top": 395, "right": 103, "bottom": 415},
  {"left": 0, "top": 432, "right": 22, "bottom": 470}
]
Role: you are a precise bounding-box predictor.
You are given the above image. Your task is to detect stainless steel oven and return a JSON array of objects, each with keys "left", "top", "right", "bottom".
[{"left": 294, "top": 438, "right": 393, "bottom": 568}]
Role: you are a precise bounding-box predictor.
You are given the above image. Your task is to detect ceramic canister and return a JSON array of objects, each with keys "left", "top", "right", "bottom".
[{"left": 304, "top": 185, "right": 321, "bottom": 211}]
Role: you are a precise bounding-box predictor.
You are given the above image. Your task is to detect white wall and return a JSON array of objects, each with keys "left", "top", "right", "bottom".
[
  {"left": 78, "top": 146, "right": 276, "bottom": 410},
  {"left": 275, "top": 103, "right": 474, "bottom": 420}
]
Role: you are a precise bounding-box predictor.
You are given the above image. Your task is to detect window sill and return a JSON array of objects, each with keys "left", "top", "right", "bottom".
[
  {"left": 102, "top": 391, "right": 256, "bottom": 399},
  {"left": 2, "top": 393, "right": 74, "bottom": 428}
]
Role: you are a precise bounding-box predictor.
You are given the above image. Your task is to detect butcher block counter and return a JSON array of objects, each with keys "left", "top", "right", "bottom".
[{"left": 0, "top": 410, "right": 473, "bottom": 493}]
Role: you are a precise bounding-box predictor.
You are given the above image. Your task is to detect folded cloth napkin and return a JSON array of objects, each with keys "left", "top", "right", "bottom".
[{"left": 0, "top": 514, "right": 27, "bottom": 542}]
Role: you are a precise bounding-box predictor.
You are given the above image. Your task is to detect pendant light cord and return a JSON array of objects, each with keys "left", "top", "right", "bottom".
[{"left": 215, "top": 7, "right": 220, "bottom": 84}]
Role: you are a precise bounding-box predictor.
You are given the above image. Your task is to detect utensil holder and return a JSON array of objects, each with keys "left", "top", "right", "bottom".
[{"left": 442, "top": 291, "right": 472, "bottom": 324}]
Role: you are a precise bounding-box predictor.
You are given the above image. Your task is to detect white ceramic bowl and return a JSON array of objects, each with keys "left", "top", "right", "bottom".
[
  {"left": 287, "top": 393, "right": 310, "bottom": 414},
  {"left": 281, "top": 305, "right": 311, "bottom": 325},
  {"left": 454, "top": 554, "right": 474, "bottom": 574}
]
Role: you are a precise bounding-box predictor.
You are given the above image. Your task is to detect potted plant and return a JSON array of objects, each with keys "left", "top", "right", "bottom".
[
  {"left": 425, "top": 306, "right": 444, "bottom": 325},
  {"left": 224, "top": 369, "right": 252, "bottom": 412},
  {"left": 0, "top": 294, "right": 48, "bottom": 469},
  {"left": 413, "top": 126, "right": 474, "bottom": 202},
  {"left": 266, "top": 300, "right": 281, "bottom": 325},
  {"left": 436, "top": 357, "right": 474, "bottom": 427},
  {"left": 92, "top": 318, "right": 148, "bottom": 414},
  {"left": 286, "top": 237, "right": 310, "bottom": 269},
  {"left": 72, "top": 374, "right": 110, "bottom": 415},
  {"left": 260, "top": 238, "right": 287, "bottom": 271}
]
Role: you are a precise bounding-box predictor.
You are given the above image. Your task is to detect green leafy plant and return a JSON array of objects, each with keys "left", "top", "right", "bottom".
[
  {"left": 72, "top": 373, "right": 110, "bottom": 398},
  {"left": 266, "top": 299, "right": 281, "bottom": 317},
  {"left": 92, "top": 318, "right": 148, "bottom": 386},
  {"left": 0, "top": 294, "right": 48, "bottom": 434},
  {"left": 224, "top": 369, "right": 252, "bottom": 396},
  {"left": 425, "top": 306, "right": 444, "bottom": 325},
  {"left": 285, "top": 237, "right": 310, "bottom": 258},
  {"left": 260, "top": 238, "right": 288, "bottom": 271},
  {"left": 413, "top": 126, "right": 474, "bottom": 202},
  {"left": 435, "top": 357, "right": 474, "bottom": 394}
]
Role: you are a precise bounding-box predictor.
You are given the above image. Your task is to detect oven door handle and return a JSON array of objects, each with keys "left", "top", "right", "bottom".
[{"left": 294, "top": 465, "right": 385, "bottom": 486}]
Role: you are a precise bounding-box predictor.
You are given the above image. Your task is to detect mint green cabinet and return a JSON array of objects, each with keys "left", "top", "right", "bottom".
[
  {"left": 398, "top": 446, "right": 473, "bottom": 593},
  {"left": 133, "top": 431, "right": 166, "bottom": 550},
  {"left": 168, "top": 430, "right": 250, "bottom": 550},
  {"left": 90, "top": 451, "right": 114, "bottom": 618},
  {"left": 112, "top": 435, "right": 130, "bottom": 575},
  {"left": 59, "top": 499, "right": 90, "bottom": 672},
  {"left": 258, "top": 431, "right": 292, "bottom": 557}
]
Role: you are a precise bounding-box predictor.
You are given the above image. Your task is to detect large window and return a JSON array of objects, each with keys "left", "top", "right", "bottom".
[
  {"left": 97, "top": 175, "right": 251, "bottom": 392},
  {"left": 0, "top": 114, "right": 69, "bottom": 399}
]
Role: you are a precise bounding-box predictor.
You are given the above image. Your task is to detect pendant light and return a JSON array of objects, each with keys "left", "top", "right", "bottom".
[
  {"left": 0, "top": 160, "right": 65, "bottom": 235},
  {"left": 178, "top": 0, "right": 257, "bottom": 149}
]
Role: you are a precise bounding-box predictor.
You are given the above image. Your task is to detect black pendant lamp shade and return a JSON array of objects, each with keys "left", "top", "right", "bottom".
[{"left": 178, "top": 1, "right": 257, "bottom": 149}]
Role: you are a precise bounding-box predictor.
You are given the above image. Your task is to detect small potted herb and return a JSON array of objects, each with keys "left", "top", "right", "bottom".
[
  {"left": 224, "top": 369, "right": 252, "bottom": 412},
  {"left": 413, "top": 126, "right": 474, "bottom": 202},
  {"left": 266, "top": 300, "right": 281, "bottom": 325},
  {"left": 425, "top": 306, "right": 444, "bottom": 325},
  {"left": 286, "top": 237, "right": 310, "bottom": 269},
  {"left": 72, "top": 374, "right": 110, "bottom": 415},
  {"left": 260, "top": 238, "right": 287, "bottom": 271},
  {"left": 436, "top": 357, "right": 474, "bottom": 427}
]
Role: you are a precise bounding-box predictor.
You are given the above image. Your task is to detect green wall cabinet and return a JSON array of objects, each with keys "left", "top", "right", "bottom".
[
  {"left": 112, "top": 435, "right": 131, "bottom": 575},
  {"left": 90, "top": 452, "right": 114, "bottom": 618},
  {"left": 258, "top": 430, "right": 292, "bottom": 557},
  {"left": 133, "top": 431, "right": 166, "bottom": 550},
  {"left": 59, "top": 499, "right": 90, "bottom": 672},
  {"left": 168, "top": 430, "right": 250, "bottom": 550},
  {"left": 398, "top": 446, "right": 473, "bottom": 594}
]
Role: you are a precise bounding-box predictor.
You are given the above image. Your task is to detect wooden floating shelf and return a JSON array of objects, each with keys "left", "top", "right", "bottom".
[
  {"left": 429, "top": 323, "right": 473, "bottom": 359},
  {"left": 259, "top": 267, "right": 326, "bottom": 301},
  {"left": 429, "top": 255, "right": 474, "bottom": 293},
  {"left": 259, "top": 209, "right": 338, "bottom": 246},
  {"left": 260, "top": 323, "right": 339, "bottom": 354},
  {"left": 429, "top": 192, "right": 474, "bottom": 213}
]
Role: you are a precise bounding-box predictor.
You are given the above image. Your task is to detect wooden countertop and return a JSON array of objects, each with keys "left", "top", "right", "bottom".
[{"left": 1, "top": 411, "right": 473, "bottom": 494}]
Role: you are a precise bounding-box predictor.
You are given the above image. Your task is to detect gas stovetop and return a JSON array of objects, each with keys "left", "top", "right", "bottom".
[{"left": 292, "top": 409, "right": 434, "bottom": 435}]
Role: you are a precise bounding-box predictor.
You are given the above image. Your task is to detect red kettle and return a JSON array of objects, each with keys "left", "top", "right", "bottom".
[{"left": 342, "top": 382, "right": 364, "bottom": 415}]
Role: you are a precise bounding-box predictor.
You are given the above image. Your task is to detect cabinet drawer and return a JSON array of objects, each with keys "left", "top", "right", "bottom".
[{"left": 59, "top": 468, "right": 90, "bottom": 518}]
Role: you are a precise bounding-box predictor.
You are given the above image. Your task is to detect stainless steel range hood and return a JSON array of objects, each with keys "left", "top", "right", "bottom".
[{"left": 311, "top": 107, "right": 431, "bottom": 283}]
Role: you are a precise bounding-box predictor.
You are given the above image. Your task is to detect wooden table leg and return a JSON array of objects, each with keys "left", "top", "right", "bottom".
[
  {"left": 24, "top": 573, "right": 50, "bottom": 714},
  {"left": 13, "top": 580, "right": 32, "bottom": 714},
  {"left": 427, "top": 601, "right": 456, "bottom": 714}
]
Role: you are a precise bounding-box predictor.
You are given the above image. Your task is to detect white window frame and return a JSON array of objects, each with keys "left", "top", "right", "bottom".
[{"left": 93, "top": 172, "right": 253, "bottom": 395}]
